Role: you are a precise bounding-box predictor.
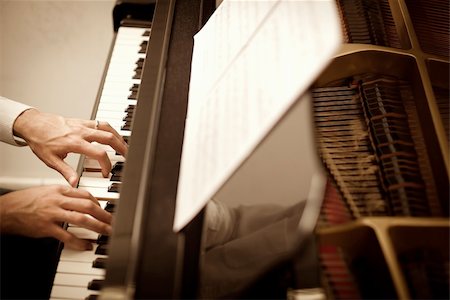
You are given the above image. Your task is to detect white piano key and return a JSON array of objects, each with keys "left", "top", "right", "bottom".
[
  {"left": 51, "top": 285, "right": 99, "bottom": 299},
  {"left": 104, "top": 69, "right": 137, "bottom": 79},
  {"left": 107, "top": 152, "right": 126, "bottom": 161},
  {"left": 77, "top": 186, "right": 119, "bottom": 201},
  {"left": 102, "top": 77, "right": 141, "bottom": 85},
  {"left": 119, "top": 26, "right": 149, "bottom": 35},
  {"left": 79, "top": 177, "right": 114, "bottom": 188},
  {"left": 53, "top": 273, "right": 103, "bottom": 288},
  {"left": 81, "top": 171, "right": 111, "bottom": 179},
  {"left": 95, "top": 110, "right": 129, "bottom": 120},
  {"left": 96, "top": 97, "right": 134, "bottom": 105},
  {"left": 107, "top": 60, "right": 141, "bottom": 67},
  {"left": 117, "top": 129, "right": 131, "bottom": 137},
  {"left": 98, "top": 200, "right": 109, "bottom": 209},
  {"left": 116, "top": 33, "right": 149, "bottom": 41},
  {"left": 98, "top": 102, "right": 134, "bottom": 112},
  {"left": 110, "top": 48, "right": 142, "bottom": 58},
  {"left": 57, "top": 261, "right": 105, "bottom": 276},
  {"left": 60, "top": 246, "right": 106, "bottom": 263},
  {"left": 100, "top": 89, "right": 138, "bottom": 98},
  {"left": 83, "top": 157, "right": 125, "bottom": 170},
  {"left": 100, "top": 89, "right": 136, "bottom": 97},
  {"left": 100, "top": 86, "right": 138, "bottom": 95},
  {"left": 107, "top": 61, "right": 140, "bottom": 68}
]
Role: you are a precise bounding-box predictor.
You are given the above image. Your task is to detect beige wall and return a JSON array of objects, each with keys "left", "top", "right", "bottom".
[{"left": 0, "top": 0, "right": 115, "bottom": 188}]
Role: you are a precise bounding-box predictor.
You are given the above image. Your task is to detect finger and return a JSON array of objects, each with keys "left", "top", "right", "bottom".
[
  {"left": 61, "top": 186, "right": 100, "bottom": 207},
  {"left": 47, "top": 155, "right": 78, "bottom": 187},
  {"left": 70, "top": 140, "right": 112, "bottom": 177},
  {"left": 96, "top": 122, "right": 128, "bottom": 155},
  {"left": 51, "top": 224, "right": 93, "bottom": 251},
  {"left": 85, "top": 127, "right": 128, "bottom": 157},
  {"left": 57, "top": 206, "right": 112, "bottom": 235},
  {"left": 97, "top": 121, "right": 125, "bottom": 142},
  {"left": 60, "top": 197, "right": 112, "bottom": 225}
]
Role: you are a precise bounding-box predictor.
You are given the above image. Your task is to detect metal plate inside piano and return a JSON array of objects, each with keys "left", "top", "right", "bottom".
[{"left": 313, "top": 0, "right": 449, "bottom": 299}]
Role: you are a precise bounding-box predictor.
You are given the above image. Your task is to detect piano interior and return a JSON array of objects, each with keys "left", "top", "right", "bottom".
[{"left": 31, "top": 0, "right": 450, "bottom": 299}]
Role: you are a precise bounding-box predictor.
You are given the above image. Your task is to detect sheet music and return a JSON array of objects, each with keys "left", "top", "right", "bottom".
[{"left": 174, "top": 0, "right": 342, "bottom": 231}]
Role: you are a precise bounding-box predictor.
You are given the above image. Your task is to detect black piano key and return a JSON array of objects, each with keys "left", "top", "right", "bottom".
[
  {"left": 92, "top": 257, "right": 107, "bottom": 269},
  {"left": 124, "top": 113, "right": 134, "bottom": 120},
  {"left": 85, "top": 295, "right": 98, "bottom": 300},
  {"left": 87, "top": 279, "right": 104, "bottom": 291},
  {"left": 138, "top": 41, "right": 148, "bottom": 53},
  {"left": 97, "top": 234, "right": 109, "bottom": 245},
  {"left": 108, "top": 182, "right": 121, "bottom": 193},
  {"left": 126, "top": 108, "right": 134, "bottom": 115},
  {"left": 143, "top": 30, "right": 150, "bottom": 36},
  {"left": 123, "top": 115, "right": 133, "bottom": 122},
  {"left": 121, "top": 120, "right": 132, "bottom": 131},
  {"left": 110, "top": 174, "right": 122, "bottom": 182},
  {"left": 111, "top": 168, "right": 123, "bottom": 179},
  {"left": 128, "top": 91, "right": 138, "bottom": 100},
  {"left": 112, "top": 162, "right": 124, "bottom": 173},
  {"left": 132, "top": 69, "right": 142, "bottom": 80},
  {"left": 125, "top": 104, "right": 136, "bottom": 112},
  {"left": 105, "top": 201, "right": 115, "bottom": 213},
  {"left": 129, "top": 83, "right": 140, "bottom": 92},
  {"left": 95, "top": 244, "right": 108, "bottom": 255},
  {"left": 136, "top": 58, "right": 144, "bottom": 68}
]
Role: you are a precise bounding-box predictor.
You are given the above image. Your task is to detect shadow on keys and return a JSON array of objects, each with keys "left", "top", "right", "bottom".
[{"left": 200, "top": 199, "right": 321, "bottom": 299}]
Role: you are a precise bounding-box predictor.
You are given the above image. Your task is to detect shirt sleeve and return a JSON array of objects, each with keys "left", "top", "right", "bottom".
[{"left": 0, "top": 96, "right": 33, "bottom": 146}]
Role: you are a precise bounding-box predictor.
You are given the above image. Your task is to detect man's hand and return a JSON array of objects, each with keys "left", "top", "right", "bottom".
[
  {"left": 0, "top": 185, "right": 112, "bottom": 250},
  {"left": 13, "top": 109, "right": 128, "bottom": 186}
]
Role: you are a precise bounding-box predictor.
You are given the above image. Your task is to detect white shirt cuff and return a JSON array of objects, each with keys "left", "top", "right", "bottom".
[{"left": 0, "top": 96, "right": 33, "bottom": 146}]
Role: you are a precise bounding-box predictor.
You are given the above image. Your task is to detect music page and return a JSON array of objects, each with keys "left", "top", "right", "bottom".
[{"left": 174, "top": 0, "right": 342, "bottom": 231}]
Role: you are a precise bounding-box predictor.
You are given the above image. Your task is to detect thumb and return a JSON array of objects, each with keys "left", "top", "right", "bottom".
[{"left": 48, "top": 156, "right": 78, "bottom": 187}]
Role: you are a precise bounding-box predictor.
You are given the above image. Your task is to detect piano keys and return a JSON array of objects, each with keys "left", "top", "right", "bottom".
[{"left": 50, "top": 23, "right": 151, "bottom": 300}]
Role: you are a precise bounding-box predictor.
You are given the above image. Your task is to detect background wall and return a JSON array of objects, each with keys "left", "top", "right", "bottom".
[{"left": 0, "top": 0, "right": 115, "bottom": 188}]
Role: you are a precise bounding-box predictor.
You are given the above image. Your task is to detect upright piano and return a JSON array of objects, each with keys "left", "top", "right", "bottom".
[{"left": 50, "top": 0, "right": 449, "bottom": 299}]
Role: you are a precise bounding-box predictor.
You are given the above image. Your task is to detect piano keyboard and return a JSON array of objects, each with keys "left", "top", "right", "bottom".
[{"left": 50, "top": 25, "right": 150, "bottom": 300}]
